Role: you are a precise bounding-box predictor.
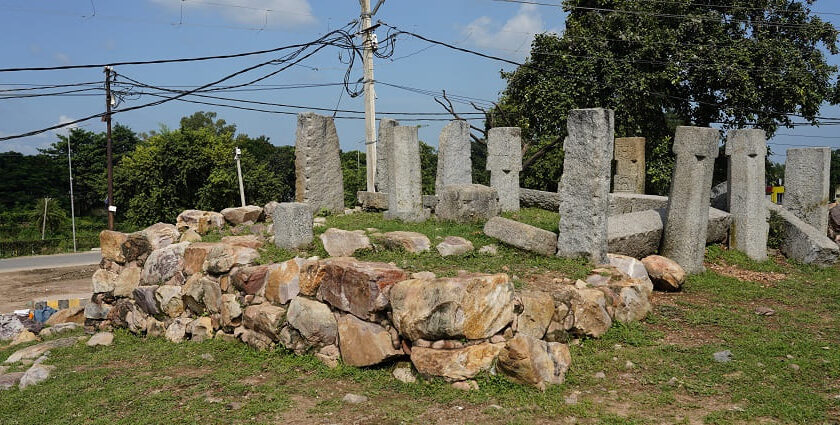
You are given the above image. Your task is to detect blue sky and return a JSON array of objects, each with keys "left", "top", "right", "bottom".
[{"left": 1, "top": 0, "right": 838, "bottom": 163}]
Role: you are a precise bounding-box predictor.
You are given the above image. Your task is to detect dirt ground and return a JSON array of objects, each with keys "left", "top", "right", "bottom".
[{"left": 0, "top": 265, "right": 94, "bottom": 312}]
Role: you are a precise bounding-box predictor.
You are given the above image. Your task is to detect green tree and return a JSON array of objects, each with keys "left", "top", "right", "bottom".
[
  {"left": 0, "top": 152, "right": 64, "bottom": 211},
  {"left": 341, "top": 150, "right": 366, "bottom": 207},
  {"left": 489, "top": 0, "right": 839, "bottom": 194},
  {"left": 29, "top": 198, "right": 67, "bottom": 238},
  {"left": 419, "top": 141, "right": 438, "bottom": 195}
]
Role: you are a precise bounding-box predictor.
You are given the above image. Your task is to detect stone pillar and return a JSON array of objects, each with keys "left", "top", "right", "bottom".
[
  {"left": 374, "top": 118, "right": 399, "bottom": 193},
  {"left": 557, "top": 108, "right": 614, "bottom": 264},
  {"left": 726, "top": 129, "right": 768, "bottom": 261},
  {"left": 613, "top": 137, "right": 645, "bottom": 194},
  {"left": 384, "top": 126, "right": 426, "bottom": 222},
  {"left": 435, "top": 120, "right": 473, "bottom": 194},
  {"left": 661, "top": 126, "right": 720, "bottom": 274},
  {"left": 294, "top": 113, "right": 344, "bottom": 214},
  {"left": 273, "top": 202, "right": 313, "bottom": 249},
  {"left": 783, "top": 147, "right": 831, "bottom": 232},
  {"left": 486, "top": 127, "right": 522, "bottom": 212}
]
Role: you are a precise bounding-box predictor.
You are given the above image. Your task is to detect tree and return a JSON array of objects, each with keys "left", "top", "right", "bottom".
[
  {"left": 419, "top": 141, "right": 438, "bottom": 195},
  {"left": 0, "top": 152, "right": 64, "bottom": 211},
  {"left": 341, "top": 150, "right": 366, "bottom": 207},
  {"left": 831, "top": 149, "right": 840, "bottom": 201},
  {"left": 29, "top": 198, "right": 67, "bottom": 239},
  {"left": 480, "top": 0, "right": 838, "bottom": 194}
]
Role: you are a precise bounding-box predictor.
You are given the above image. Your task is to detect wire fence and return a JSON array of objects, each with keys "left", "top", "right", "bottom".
[{"left": 0, "top": 236, "right": 99, "bottom": 258}]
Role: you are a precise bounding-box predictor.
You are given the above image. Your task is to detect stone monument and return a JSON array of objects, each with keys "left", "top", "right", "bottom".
[
  {"left": 487, "top": 127, "right": 522, "bottom": 212},
  {"left": 294, "top": 113, "right": 344, "bottom": 214},
  {"left": 726, "top": 129, "right": 768, "bottom": 261}
]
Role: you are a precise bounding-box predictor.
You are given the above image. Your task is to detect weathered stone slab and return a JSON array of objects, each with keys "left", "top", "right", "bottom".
[
  {"left": 295, "top": 112, "right": 344, "bottom": 214},
  {"left": 221, "top": 235, "right": 264, "bottom": 250},
  {"left": 784, "top": 147, "right": 831, "bottom": 232},
  {"left": 375, "top": 118, "right": 399, "bottom": 193},
  {"left": 436, "top": 184, "right": 499, "bottom": 222},
  {"left": 607, "top": 208, "right": 731, "bottom": 258},
  {"left": 661, "top": 126, "right": 721, "bottom": 274},
  {"left": 436, "top": 120, "right": 473, "bottom": 194},
  {"left": 337, "top": 314, "right": 402, "bottom": 367},
  {"left": 221, "top": 205, "right": 263, "bottom": 226},
  {"left": 380, "top": 231, "right": 431, "bottom": 253},
  {"left": 557, "top": 108, "right": 614, "bottom": 264},
  {"left": 487, "top": 127, "right": 522, "bottom": 212},
  {"left": 357, "top": 191, "right": 389, "bottom": 211},
  {"left": 175, "top": 210, "right": 225, "bottom": 235},
  {"left": 315, "top": 257, "right": 408, "bottom": 319},
  {"left": 230, "top": 265, "right": 269, "bottom": 296},
  {"left": 100, "top": 230, "right": 127, "bottom": 263},
  {"left": 768, "top": 201, "right": 839, "bottom": 266},
  {"left": 613, "top": 137, "right": 645, "bottom": 194},
  {"left": 265, "top": 258, "right": 305, "bottom": 305},
  {"left": 608, "top": 193, "right": 669, "bottom": 216},
  {"left": 436, "top": 236, "right": 474, "bottom": 257},
  {"left": 726, "top": 129, "right": 768, "bottom": 261},
  {"left": 483, "top": 216, "right": 557, "bottom": 256},
  {"left": 384, "top": 125, "right": 425, "bottom": 222},
  {"left": 497, "top": 334, "right": 571, "bottom": 390},
  {"left": 273, "top": 202, "right": 313, "bottom": 250},
  {"left": 5, "top": 337, "right": 78, "bottom": 364},
  {"left": 319, "top": 228, "right": 371, "bottom": 257},
  {"left": 410, "top": 342, "right": 503, "bottom": 382}
]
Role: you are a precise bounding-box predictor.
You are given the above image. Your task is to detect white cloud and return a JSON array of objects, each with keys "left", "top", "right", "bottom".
[
  {"left": 150, "top": 0, "right": 316, "bottom": 28},
  {"left": 54, "top": 53, "right": 71, "bottom": 64},
  {"left": 463, "top": 5, "right": 560, "bottom": 57}
]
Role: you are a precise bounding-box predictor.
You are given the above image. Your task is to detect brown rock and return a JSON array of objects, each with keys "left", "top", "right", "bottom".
[
  {"left": 121, "top": 232, "right": 153, "bottom": 265},
  {"left": 516, "top": 291, "right": 554, "bottom": 339},
  {"left": 409, "top": 342, "right": 503, "bottom": 382},
  {"left": 44, "top": 306, "right": 85, "bottom": 326},
  {"left": 231, "top": 265, "right": 269, "bottom": 296},
  {"left": 179, "top": 229, "right": 202, "bottom": 243},
  {"left": 100, "top": 230, "right": 128, "bottom": 263},
  {"left": 641, "top": 255, "right": 686, "bottom": 291},
  {"left": 264, "top": 258, "right": 303, "bottom": 305},
  {"left": 286, "top": 297, "right": 336, "bottom": 349},
  {"left": 176, "top": 210, "right": 225, "bottom": 235},
  {"left": 221, "top": 205, "right": 264, "bottom": 225},
  {"left": 183, "top": 242, "right": 220, "bottom": 276},
  {"left": 337, "top": 314, "right": 403, "bottom": 367},
  {"left": 380, "top": 231, "right": 431, "bottom": 253},
  {"left": 155, "top": 285, "right": 184, "bottom": 318},
  {"left": 220, "top": 294, "right": 242, "bottom": 328},
  {"left": 316, "top": 257, "right": 408, "bottom": 319},
  {"left": 243, "top": 303, "right": 286, "bottom": 341},
  {"left": 319, "top": 228, "right": 372, "bottom": 257},
  {"left": 238, "top": 328, "right": 273, "bottom": 350},
  {"left": 497, "top": 334, "right": 571, "bottom": 391},
  {"left": 550, "top": 286, "right": 612, "bottom": 338},
  {"left": 10, "top": 330, "right": 37, "bottom": 346},
  {"left": 188, "top": 317, "right": 214, "bottom": 342},
  {"left": 222, "top": 235, "right": 264, "bottom": 250},
  {"left": 113, "top": 264, "right": 142, "bottom": 298},
  {"left": 298, "top": 258, "right": 325, "bottom": 296}
]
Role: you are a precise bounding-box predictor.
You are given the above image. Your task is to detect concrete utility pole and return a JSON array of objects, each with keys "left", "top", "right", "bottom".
[
  {"left": 360, "top": 0, "right": 385, "bottom": 192},
  {"left": 40, "top": 198, "right": 50, "bottom": 240},
  {"left": 67, "top": 138, "right": 77, "bottom": 252},
  {"left": 235, "top": 147, "right": 246, "bottom": 206},
  {"left": 104, "top": 66, "right": 115, "bottom": 230}
]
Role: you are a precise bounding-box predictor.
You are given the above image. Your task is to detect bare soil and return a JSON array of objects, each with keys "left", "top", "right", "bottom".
[{"left": 0, "top": 264, "right": 94, "bottom": 312}]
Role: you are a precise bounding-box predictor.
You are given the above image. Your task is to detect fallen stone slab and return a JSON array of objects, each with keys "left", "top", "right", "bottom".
[
  {"left": 519, "top": 189, "right": 670, "bottom": 216},
  {"left": 380, "top": 231, "right": 431, "bottom": 253},
  {"left": 221, "top": 205, "right": 264, "bottom": 226},
  {"left": 607, "top": 208, "right": 731, "bottom": 258},
  {"left": 436, "top": 184, "right": 499, "bottom": 223},
  {"left": 357, "top": 191, "right": 389, "bottom": 211},
  {"left": 5, "top": 337, "right": 80, "bottom": 364},
  {"left": 768, "top": 201, "right": 839, "bottom": 266},
  {"left": 86, "top": 332, "right": 114, "bottom": 347},
  {"left": 39, "top": 323, "right": 80, "bottom": 338},
  {"left": 410, "top": 342, "right": 503, "bottom": 382},
  {"left": 319, "top": 228, "right": 371, "bottom": 257},
  {"left": 222, "top": 235, "right": 264, "bottom": 250},
  {"left": 0, "top": 372, "right": 25, "bottom": 390},
  {"left": 483, "top": 216, "right": 557, "bottom": 257},
  {"left": 436, "top": 236, "right": 474, "bottom": 256}
]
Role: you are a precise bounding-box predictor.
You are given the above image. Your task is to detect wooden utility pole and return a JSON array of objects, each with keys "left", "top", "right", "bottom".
[
  {"left": 104, "top": 66, "right": 114, "bottom": 230},
  {"left": 360, "top": 0, "right": 385, "bottom": 192}
]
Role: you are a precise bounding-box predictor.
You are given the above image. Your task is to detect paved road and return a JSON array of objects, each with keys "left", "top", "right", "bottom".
[{"left": 0, "top": 251, "right": 101, "bottom": 273}]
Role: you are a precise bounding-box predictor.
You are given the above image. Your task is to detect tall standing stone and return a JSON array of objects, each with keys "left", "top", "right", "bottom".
[
  {"left": 384, "top": 126, "right": 426, "bottom": 222},
  {"left": 273, "top": 202, "right": 313, "bottom": 250},
  {"left": 486, "top": 127, "right": 522, "bottom": 212},
  {"left": 613, "top": 137, "right": 646, "bottom": 194},
  {"left": 375, "top": 118, "right": 399, "bottom": 193},
  {"left": 294, "top": 112, "right": 344, "bottom": 214},
  {"left": 784, "top": 147, "right": 831, "bottom": 232},
  {"left": 557, "top": 109, "right": 614, "bottom": 264},
  {"left": 661, "top": 127, "right": 721, "bottom": 274},
  {"left": 726, "top": 129, "right": 768, "bottom": 261},
  {"left": 436, "top": 120, "right": 473, "bottom": 194}
]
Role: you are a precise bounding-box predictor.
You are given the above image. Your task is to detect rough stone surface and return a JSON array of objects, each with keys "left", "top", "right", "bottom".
[
  {"left": 769, "top": 201, "right": 839, "bottom": 266},
  {"left": 436, "top": 120, "right": 473, "bottom": 194},
  {"left": 557, "top": 108, "right": 614, "bottom": 264},
  {"left": 86, "top": 332, "right": 114, "bottom": 347},
  {"left": 221, "top": 205, "right": 263, "bottom": 226},
  {"left": 613, "top": 137, "right": 646, "bottom": 194},
  {"left": 264, "top": 258, "right": 305, "bottom": 305},
  {"left": 220, "top": 294, "right": 242, "bottom": 328},
  {"left": 337, "top": 314, "right": 402, "bottom": 367},
  {"left": 608, "top": 208, "right": 731, "bottom": 259},
  {"left": 188, "top": 317, "right": 214, "bottom": 342},
  {"left": 609, "top": 193, "right": 670, "bottom": 216},
  {"left": 180, "top": 229, "right": 202, "bottom": 243},
  {"left": 516, "top": 290, "right": 554, "bottom": 339},
  {"left": 155, "top": 285, "right": 185, "bottom": 318},
  {"left": 243, "top": 303, "right": 285, "bottom": 341},
  {"left": 11, "top": 330, "right": 37, "bottom": 346},
  {"left": 100, "top": 230, "right": 128, "bottom": 263},
  {"left": 141, "top": 223, "right": 181, "bottom": 251},
  {"left": 222, "top": 235, "right": 264, "bottom": 250},
  {"left": 273, "top": 202, "right": 313, "bottom": 250},
  {"left": 39, "top": 323, "right": 79, "bottom": 338},
  {"left": 436, "top": 236, "right": 474, "bottom": 256},
  {"left": 113, "top": 264, "right": 142, "bottom": 298},
  {"left": 203, "top": 244, "right": 259, "bottom": 274},
  {"left": 19, "top": 364, "right": 55, "bottom": 389},
  {"left": 165, "top": 318, "right": 191, "bottom": 343},
  {"left": 661, "top": 126, "right": 721, "bottom": 274},
  {"left": 92, "top": 268, "right": 117, "bottom": 294},
  {"left": 548, "top": 286, "right": 613, "bottom": 339},
  {"left": 380, "top": 231, "right": 431, "bottom": 253},
  {"left": 436, "top": 184, "right": 499, "bottom": 223},
  {"left": 286, "top": 297, "right": 337, "bottom": 348},
  {"left": 375, "top": 118, "right": 399, "bottom": 193},
  {"left": 176, "top": 210, "right": 225, "bottom": 235},
  {"left": 641, "top": 255, "right": 686, "bottom": 291},
  {"left": 294, "top": 113, "right": 344, "bottom": 214},
  {"left": 183, "top": 242, "right": 217, "bottom": 276},
  {"left": 357, "top": 191, "right": 389, "bottom": 211},
  {"left": 230, "top": 265, "right": 269, "bottom": 296},
  {"left": 487, "top": 127, "right": 522, "bottom": 212},
  {"left": 316, "top": 257, "right": 408, "bottom": 319},
  {"left": 140, "top": 242, "right": 189, "bottom": 285},
  {"left": 484, "top": 216, "right": 557, "bottom": 256},
  {"left": 498, "top": 334, "right": 571, "bottom": 391},
  {"left": 410, "top": 343, "right": 503, "bottom": 382},
  {"left": 319, "top": 228, "right": 371, "bottom": 257},
  {"left": 784, "top": 147, "right": 831, "bottom": 233},
  {"left": 390, "top": 274, "right": 515, "bottom": 340},
  {"left": 384, "top": 125, "right": 425, "bottom": 222},
  {"left": 0, "top": 372, "right": 24, "bottom": 390},
  {"left": 392, "top": 367, "right": 416, "bottom": 383},
  {"left": 183, "top": 274, "right": 223, "bottom": 314},
  {"left": 726, "top": 129, "right": 769, "bottom": 261},
  {"left": 607, "top": 254, "right": 653, "bottom": 295},
  {"left": 5, "top": 337, "right": 78, "bottom": 364},
  {"left": 44, "top": 306, "right": 85, "bottom": 326},
  {"left": 0, "top": 315, "right": 24, "bottom": 341}
]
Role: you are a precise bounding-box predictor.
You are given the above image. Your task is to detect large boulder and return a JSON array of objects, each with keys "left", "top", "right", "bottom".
[
  {"left": 497, "top": 334, "right": 571, "bottom": 391},
  {"left": 143, "top": 223, "right": 181, "bottom": 251},
  {"left": 547, "top": 286, "right": 613, "bottom": 340},
  {"left": 337, "top": 314, "right": 402, "bottom": 367},
  {"left": 380, "top": 231, "right": 431, "bottom": 253},
  {"left": 641, "top": 255, "right": 686, "bottom": 292},
  {"left": 221, "top": 205, "right": 264, "bottom": 225},
  {"left": 390, "top": 274, "right": 515, "bottom": 341},
  {"left": 264, "top": 258, "right": 305, "bottom": 305},
  {"left": 183, "top": 243, "right": 219, "bottom": 276},
  {"left": 410, "top": 342, "right": 503, "bottom": 381},
  {"left": 113, "top": 264, "right": 142, "bottom": 298},
  {"left": 515, "top": 291, "right": 554, "bottom": 339},
  {"left": 92, "top": 268, "right": 117, "bottom": 294},
  {"left": 155, "top": 285, "right": 185, "bottom": 318},
  {"left": 182, "top": 274, "right": 222, "bottom": 315},
  {"left": 243, "top": 303, "right": 286, "bottom": 341},
  {"left": 140, "top": 242, "right": 189, "bottom": 285},
  {"left": 230, "top": 265, "right": 269, "bottom": 296},
  {"left": 100, "top": 230, "right": 128, "bottom": 263},
  {"left": 316, "top": 258, "right": 408, "bottom": 319},
  {"left": 319, "top": 228, "right": 372, "bottom": 257},
  {"left": 176, "top": 210, "right": 225, "bottom": 235},
  {"left": 44, "top": 306, "right": 85, "bottom": 326},
  {"left": 203, "top": 244, "right": 259, "bottom": 274},
  {"left": 0, "top": 315, "right": 24, "bottom": 341},
  {"left": 165, "top": 318, "right": 191, "bottom": 343},
  {"left": 484, "top": 217, "right": 557, "bottom": 257},
  {"left": 286, "top": 297, "right": 337, "bottom": 349}
]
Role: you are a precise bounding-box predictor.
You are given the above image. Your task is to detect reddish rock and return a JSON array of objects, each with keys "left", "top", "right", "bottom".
[
  {"left": 231, "top": 265, "right": 269, "bottom": 296},
  {"left": 315, "top": 257, "right": 408, "bottom": 319},
  {"left": 264, "top": 258, "right": 303, "bottom": 305},
  {"left": 337, "top": 314, "right": 403, "bottom": 367},
  {"left": 410, "top": 342, "right": 503, "bottom": 382},
  {"left": 221, "top": 205, "right": 264, "bottom": 225},
  {"left": 222, "top": 234, "right": 264, "bottom": 250},
  {"left": 183, "top": 242, "right": 220, "bottom": 276}
]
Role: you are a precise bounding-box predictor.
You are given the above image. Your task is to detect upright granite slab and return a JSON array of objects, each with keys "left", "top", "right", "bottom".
[
  {"left": 295, "top": 113, "right": 344, "bottom": 214},
  {"left": 384, "top": 125, "right": 426, "bottom": 222},
  {"left": 436, "top": 120, "right": 472, "bottom": 194},
  {"left": 784, "top": 147, "right": 831, "bottom": 233},
  {"left": 487, "top": 127, "right": 522, "bottom": 212},
  {"left": 613, "top": 137, "right": 645, "bottom": 194},
  {"left": 557, "top": 108, "right": 614, "bottom": 264},
  {"left": 726, "top": 129, "right": 768, "bottom": 261},
  {"left": 273, "top": 202, "right": 313, "bottom": 250},
  {"left": 661, "top": 126, "right": 720, "bottom": 274},
  {"left": 375, "top": 118, "right": 399, "bottom": 193}
]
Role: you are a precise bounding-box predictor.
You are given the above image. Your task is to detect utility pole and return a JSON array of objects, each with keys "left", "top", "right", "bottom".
[
  {"left": 40, "top": 198, "right": 50, "bottom": 240},
  {"left": 235, "top": 147, "right": 246, "bottom": 206},
  {"left": 360, "top": 0, "right": 385, "bottom": 192},
  {"left": 67, "top": 138, "right": 77, "bottom": 252},
  {"left": 104, "top": 66, "right": 115, "bottom": 230}
]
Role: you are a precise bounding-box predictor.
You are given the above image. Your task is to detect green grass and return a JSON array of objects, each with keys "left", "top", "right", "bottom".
[{"left": 1, "top": 212, "right": 839, "bottom": 424}]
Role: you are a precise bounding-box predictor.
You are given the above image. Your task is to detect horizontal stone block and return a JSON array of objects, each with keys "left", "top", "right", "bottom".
[
  {"left": 768, "top": 202, "right": 838, "bottom": 266},
  {"left": 607, "top": 208, "right": 731, "bottom": 258},
  {"left": 483, "top": 217, "right": 557, "bottom": 256}
]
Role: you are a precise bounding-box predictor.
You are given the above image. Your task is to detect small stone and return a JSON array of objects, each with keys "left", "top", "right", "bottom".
[
  {"left": 86, "top": 332, "right": 114, "bottom": 347},
  {"left": 564, "top": 393, "right": 579, "bottom": 405},
  {"left": 789, "top": 363, "right": 800, "bottom": 371},
  {"left": 594, "top": 371, "right": 606, "bottom": 379},
  {"left": 478, "top": 245, "right": 498, "bottom": 255},
  {"left": 436, "top": 236, "right": 474, "bottom": 256},
  {"left": 451, "top": 380, "right": 479, "bottom": 391},
  {"left": 625, "top": 360, "right": 635, "bottom": 369},
  {"left": 392, "top": 367, "right": 416, "bottom": 384},
  {"left": 714, "top": 350, "right": 732, "bottom": 363},
  {"left": 785, "top": 354, "right": 794, "bottom": 359},
  {"left": 342, "top": 393, "right": 368, "bottom": 404},
  {"left": 667, "top": 377, "right": 679, "bottom": 386},
  {"left": 19, "top": 364, "right": 55, "bottom": 389},
  {"left": 10, "top": 330, "right": 38, "bottom": 346},
  {"left": 380, "top": 231, "right": 431, "bottom": 253},
  {"left": 755, "top": 306, "right": 776, "bottom": 316},
  {"left": 200, "top": 353, "right": 214, "bottom": 361}
]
